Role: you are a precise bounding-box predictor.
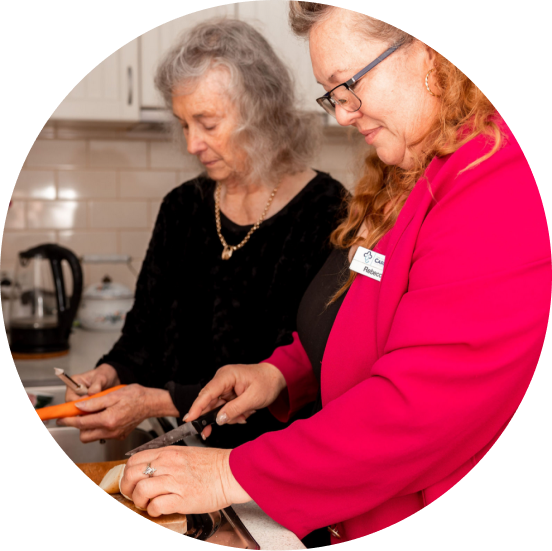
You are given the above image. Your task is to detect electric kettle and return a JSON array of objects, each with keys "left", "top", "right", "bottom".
[{"left": 9, "top": 243, "right": 83, "bottom": 357}]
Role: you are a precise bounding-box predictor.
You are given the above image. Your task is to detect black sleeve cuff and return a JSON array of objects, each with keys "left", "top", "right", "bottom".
[
  {"left": 96, "top": 357, "right": 140, "bottom": 385},
  {"left": 164, "top": 381, "right": 203, "bottom": 418}
]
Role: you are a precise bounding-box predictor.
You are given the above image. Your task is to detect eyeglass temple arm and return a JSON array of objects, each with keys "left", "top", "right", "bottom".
[{"left": 346, "top": 44, "right": 400, "bottom": 87}]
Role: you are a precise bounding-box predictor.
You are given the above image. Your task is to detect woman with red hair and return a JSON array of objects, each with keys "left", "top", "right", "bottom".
[{"left": 120, "top": 3, "right": 550, "bottom": 545}]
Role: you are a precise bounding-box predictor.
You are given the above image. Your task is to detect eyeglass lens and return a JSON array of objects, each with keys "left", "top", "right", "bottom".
[{"left": 319, "top": 86, "right": 361, "bottom": 118}]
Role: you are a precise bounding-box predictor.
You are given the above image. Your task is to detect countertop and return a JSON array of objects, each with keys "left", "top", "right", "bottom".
[
  {"left": 15, "top": 327, "right": 121, "bottom": 386},
  {"left": 15, "top": 328, "right": 305, "bottom": 550}
]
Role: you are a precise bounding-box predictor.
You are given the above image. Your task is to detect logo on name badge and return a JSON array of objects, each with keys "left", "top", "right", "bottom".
[{"left": 350, "top": 247, "right": 385, "bottom": 282}]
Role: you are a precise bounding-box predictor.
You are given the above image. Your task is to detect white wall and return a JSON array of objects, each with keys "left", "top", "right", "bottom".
[{"left": 2, "top": 124, "right": 365, "bottom": 291}]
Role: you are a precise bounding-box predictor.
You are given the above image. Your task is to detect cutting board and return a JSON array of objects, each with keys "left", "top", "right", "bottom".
[{"left": 77, "top": 460, "right": 187, "bottom": 534}]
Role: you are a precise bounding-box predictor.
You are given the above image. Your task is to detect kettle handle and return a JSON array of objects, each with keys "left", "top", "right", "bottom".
[{"left": 47, "top": 245, "right": 83, "bottom": 339}]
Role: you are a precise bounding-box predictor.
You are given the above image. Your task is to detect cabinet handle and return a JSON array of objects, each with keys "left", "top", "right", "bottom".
[{"left": 127, "top": 66, "right": 133, "bottom": 105}]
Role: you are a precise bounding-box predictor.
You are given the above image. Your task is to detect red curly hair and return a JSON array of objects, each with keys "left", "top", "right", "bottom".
[{"left": 289, "top": 2, "right": 502, "bottom": 300}]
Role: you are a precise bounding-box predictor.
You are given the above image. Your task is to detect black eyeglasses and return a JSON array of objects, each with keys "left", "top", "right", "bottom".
[{"left": 316, "top": 44, "right": 400, "bottom": 118}]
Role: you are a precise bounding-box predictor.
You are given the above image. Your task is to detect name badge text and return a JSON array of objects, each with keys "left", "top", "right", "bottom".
[{"left": 349, "top": 247, "right": 385, "bottom": 282}]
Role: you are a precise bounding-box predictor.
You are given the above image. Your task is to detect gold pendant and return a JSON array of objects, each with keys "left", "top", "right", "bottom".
[{"left": 222, "top": 246, "right": 233, "bottom": 260}]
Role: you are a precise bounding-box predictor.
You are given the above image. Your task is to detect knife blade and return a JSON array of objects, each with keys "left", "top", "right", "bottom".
[{"left": 126, "top": 405, "right": 224, "bottom": 456}]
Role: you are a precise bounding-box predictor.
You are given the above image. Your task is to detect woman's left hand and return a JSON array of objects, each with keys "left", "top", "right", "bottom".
[
  {"left": 57, "top": 384, "right": 178, "bottom": 442},
  {"left": 120, "top": 446, "right": 251, "bottom": 516}
]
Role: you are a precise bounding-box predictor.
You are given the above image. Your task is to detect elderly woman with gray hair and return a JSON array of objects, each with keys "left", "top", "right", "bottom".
[{"left": 60, "top": 19, "right": 345, "bottom": 449}]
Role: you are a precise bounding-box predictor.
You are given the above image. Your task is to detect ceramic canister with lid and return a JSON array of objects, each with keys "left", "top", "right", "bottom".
[{"left": 78, "top": 275, "right": 134, "bottom": 331}]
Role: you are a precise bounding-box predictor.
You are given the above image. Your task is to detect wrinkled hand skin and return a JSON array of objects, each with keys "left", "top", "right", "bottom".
[
  {"left": 57, "top": 384, "right": 170, "bottom": 443},
  {"left": 120, "top": 446, "right": 251, "bottom": 516},
  {"left": 64, "top": 363, "right": 120, "bottom": 402}
]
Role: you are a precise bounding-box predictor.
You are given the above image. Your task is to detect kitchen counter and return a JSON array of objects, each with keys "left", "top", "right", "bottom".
[
  {"left": 14, "top": 328, "right": 305, "bottom": 550},
  {"left": 14, "top": 327, "right": 121, "bottom": 386}
]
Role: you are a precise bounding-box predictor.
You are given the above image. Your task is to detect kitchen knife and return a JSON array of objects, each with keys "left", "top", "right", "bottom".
[{"left": 126, "top": 406, "right": 224, "bottom": 456}]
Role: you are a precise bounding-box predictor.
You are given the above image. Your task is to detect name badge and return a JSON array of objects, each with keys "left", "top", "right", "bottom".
[{"left": 349, "top": 246, "right": 385, "bottom": 282}]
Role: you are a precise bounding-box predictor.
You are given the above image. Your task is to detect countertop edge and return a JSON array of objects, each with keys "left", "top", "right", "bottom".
[{"left": 232, "top": 501, "right": 305, "bottom": 550}]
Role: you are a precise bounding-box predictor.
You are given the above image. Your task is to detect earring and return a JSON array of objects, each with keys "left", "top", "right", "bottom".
[{"left": 425, "top": 68, "right": 441, "bottom": 97}]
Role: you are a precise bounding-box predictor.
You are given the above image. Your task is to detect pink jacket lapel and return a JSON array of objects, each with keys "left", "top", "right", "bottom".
[{"left": 322, "top": 156, "right": 447, "bottom": 393}]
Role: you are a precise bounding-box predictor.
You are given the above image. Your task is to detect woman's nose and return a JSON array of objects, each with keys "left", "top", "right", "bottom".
[
  {"left": 335, "top": 106, "right": 362, "bottom": 127},
  {"left": 186, "top": 130, "right": 207, "bottom": 156}
]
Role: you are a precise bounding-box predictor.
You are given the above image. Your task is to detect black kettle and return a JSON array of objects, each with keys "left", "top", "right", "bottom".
[{"left": 9, "top": 244, "right": 83, "bottom": 357}]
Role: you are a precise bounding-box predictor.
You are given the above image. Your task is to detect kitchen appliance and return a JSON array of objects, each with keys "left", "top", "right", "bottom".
[
  {"left": 78, "top": 254, "right": 136, "bottom": 331},
  {"left": 78, "top": 275, "right": 134, "bottom": 331},
  {"left": 9, "top": 243, "right": 83, "bottom": 357}
]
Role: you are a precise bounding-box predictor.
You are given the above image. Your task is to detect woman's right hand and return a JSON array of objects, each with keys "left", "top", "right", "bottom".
[
  {"left": 64, "top": 363, "right": 120, "bottom": 402},
  {"left": 185, "top": 362, "right": 287, "bottom": 437}
]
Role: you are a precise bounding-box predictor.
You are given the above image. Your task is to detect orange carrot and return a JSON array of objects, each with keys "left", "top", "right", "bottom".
[{"left": 37, "top": 384, "right": 127, "bottom": 421}]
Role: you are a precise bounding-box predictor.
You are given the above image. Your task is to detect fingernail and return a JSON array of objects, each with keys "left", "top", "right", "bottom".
[
  {"left": 237, "top": 419, "right": 247, "bottom": 425},
  {"left": 74, "top": 401, "right": 87, "bottom": 410},
  {"left": 183, "top": 413, "right": 189, "bottom": 422},
  {"left": 217, "top": 412, "right": 228, "bottom": 425},
  {"left": 201, "top": 433, "right": 206, "bottom": 440}
]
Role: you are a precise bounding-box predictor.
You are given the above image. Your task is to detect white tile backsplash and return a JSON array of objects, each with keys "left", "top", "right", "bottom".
[
  {"left": 149, "top": 200, "right": 163, "bottom": 227},
  {"left": 58, "top": 170, "right": 117, "bottom": 199},
  {"left": 12, "top": 171, "right": 56, "bottom": 199},
  {"left": 1, "top": 231, "right": 57, "bottom": 261},
  {"left": 4, "top": 202, "right": 26, "bottom": 230},
  {"left": 4, "top": 125, "right": 359, "bottom": 288},
  {"left": 89, "top": 201, "right": 148, "bottom": 229},
  {"left": 120, "top": 171, "right": 178, "bottom": 198},
  {"left": 89, "top": 140, "right": 148, "bottom": 168},
  {"left": 58, "top": 230, "right": 118, "bottom": 255},
  {"left": 120, "top": 231, "right": 151, "bottom": 261},
  {"left": 27, "top": 201, "right": 87, "bottom": 229},
  {"left": 25, "top": 140, "right": 87, "bottom": 168}
]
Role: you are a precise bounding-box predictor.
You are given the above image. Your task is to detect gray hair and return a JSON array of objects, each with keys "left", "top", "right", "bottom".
[{"left": 155, "top": 18, "right": 321, "bottom": 184}]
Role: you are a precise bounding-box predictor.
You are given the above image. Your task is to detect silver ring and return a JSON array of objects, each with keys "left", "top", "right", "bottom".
[{"left": 143, "top": 463, "right": 156, "bottom": 477}]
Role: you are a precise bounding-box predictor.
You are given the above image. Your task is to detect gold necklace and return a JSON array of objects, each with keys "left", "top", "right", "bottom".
[{"left": 215, "top": 181, "right": 280, "bottom": 260}]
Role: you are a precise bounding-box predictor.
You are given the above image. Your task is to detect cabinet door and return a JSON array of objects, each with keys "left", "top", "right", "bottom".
[
  {"left": 140, "top": 5, "right": 236, "bottom": 109},
  {"left": 51, "top": 40, "right": 139, "bottom": 122},
  {"left": 237, "top": 0, "right": 321, "bottom": 112}
]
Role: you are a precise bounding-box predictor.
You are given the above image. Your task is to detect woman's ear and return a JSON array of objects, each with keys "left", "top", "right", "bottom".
[{"left": 425, "top": 43, "right": 437, "bottom": 64}]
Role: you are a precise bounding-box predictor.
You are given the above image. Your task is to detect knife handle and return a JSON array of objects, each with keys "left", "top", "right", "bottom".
[{"left": 191, "top": 405, "right": 224, "bottom": 433}]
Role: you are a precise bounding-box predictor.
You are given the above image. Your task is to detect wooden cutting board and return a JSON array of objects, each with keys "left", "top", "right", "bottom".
[{"left": 77, "top": 460, "right": 187, "bottom": 534}]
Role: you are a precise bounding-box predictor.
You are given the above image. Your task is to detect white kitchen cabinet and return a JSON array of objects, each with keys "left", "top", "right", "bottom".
[
  {"left": 50, "top": 2, "right": 324, "bottom": 123},
  {"left": 140, "top": 5, "right": 236, "bottom": 110},
  {"left": 140, "top": 1, "right": 323, "bottom": 115},
  {"left": 50, "top": 40, "right": 139, "bottom": 122},
  {"left": 236, "top": 1, "right": 322, "bottom": 111}
]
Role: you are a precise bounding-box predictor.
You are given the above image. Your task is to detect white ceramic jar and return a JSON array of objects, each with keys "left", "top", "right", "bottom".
[{"left": 78, "top": 276, "right": 134, "bottom": 331}]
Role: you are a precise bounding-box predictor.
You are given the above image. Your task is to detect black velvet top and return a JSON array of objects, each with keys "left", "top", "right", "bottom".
[{"left": 97, "top": 171, "right": 346, "bottom": 448}]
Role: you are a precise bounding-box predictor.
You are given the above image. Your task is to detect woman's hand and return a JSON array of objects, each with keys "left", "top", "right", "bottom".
[
  {"left": 64, "top": 363, "right": 120, "bottom": 402},
  {"left": 185, "top": 362, "right": 287, "bottom": 438},
  {"left": 120, "top": 446, "right": 251, "bottom": 516},
  {"left": 57, "top": 385, "right": 179, "bottom": 442}
]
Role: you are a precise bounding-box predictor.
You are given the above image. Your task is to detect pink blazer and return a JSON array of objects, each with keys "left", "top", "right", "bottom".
[{"left": 229, "top": 118, "right": 551, "bottom": 543}]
